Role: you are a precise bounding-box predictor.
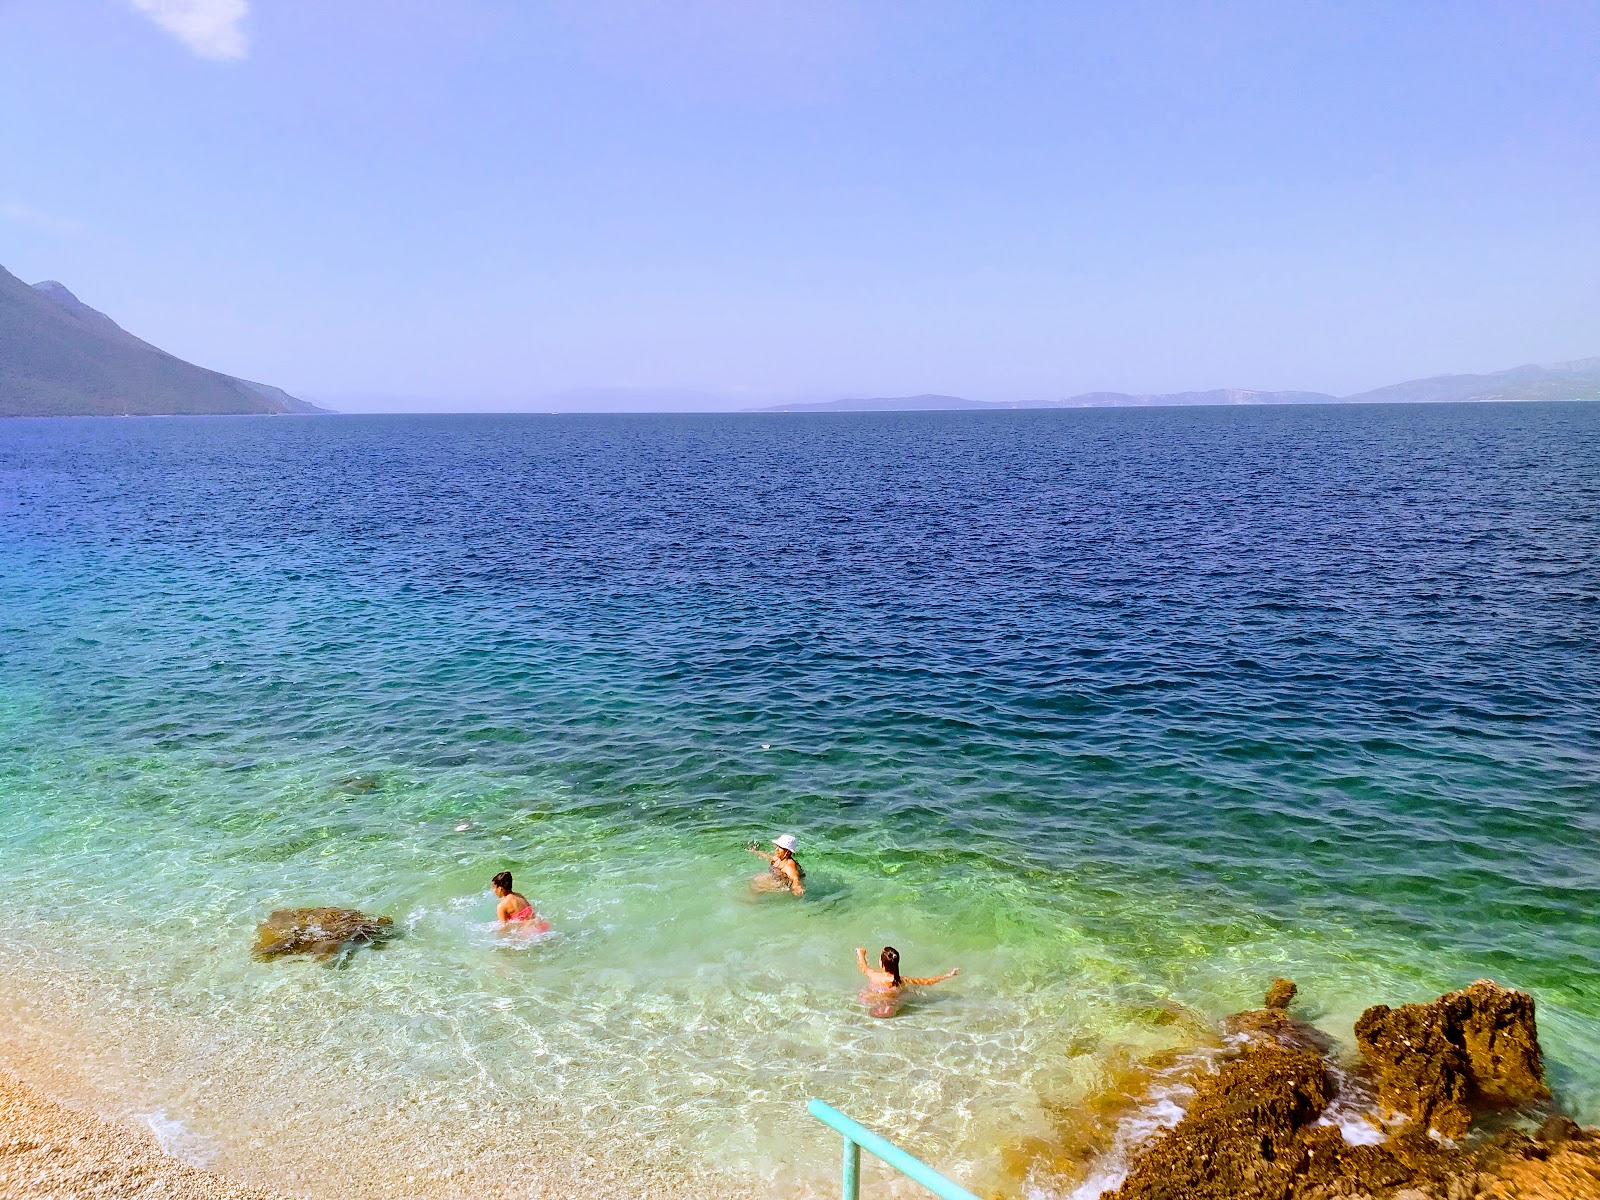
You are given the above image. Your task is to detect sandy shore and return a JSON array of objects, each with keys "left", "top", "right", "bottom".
[
  {"left": 0, "top": 941, "right": 762, "bottom": 1200},
  {"left": 0, "top": 1067, "right": 276, "bottom": 1200}
]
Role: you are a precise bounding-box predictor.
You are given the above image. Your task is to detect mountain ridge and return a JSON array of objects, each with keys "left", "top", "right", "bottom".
[
  {"left": 0, "top": 265, "right": 321, "bottom": 417},
  {"left": 748, "top": 361, "right": 1600, "bottom": 412}
]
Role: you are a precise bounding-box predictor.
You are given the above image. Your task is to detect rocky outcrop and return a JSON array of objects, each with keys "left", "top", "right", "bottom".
[
  {"left": 1482, "top": 1120, "right": 1600, "bottom": 1199},
  {"left": 1265, "top": 978, "right": 1298, "bottom": 1011},
  {"left": 1101, "top": 981, "right": 1591, "bottom": 1200},
  {"left": 1109, "top": 1040, "right": 1329, "bottom": 1200},
  {"left": 1223, "top": 982, "right": 1331, "bottom": 1056},
  {"left": 252, "top": 907, "right": 395, "bottom": 962},
  {"left": 1354, "top": 979, "right": 1548, "bottom": 1138}
]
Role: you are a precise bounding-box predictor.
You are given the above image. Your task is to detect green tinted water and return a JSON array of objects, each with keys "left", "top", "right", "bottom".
[{"left": 0, "top": 408, "right": 1596, "bottom": 1195}]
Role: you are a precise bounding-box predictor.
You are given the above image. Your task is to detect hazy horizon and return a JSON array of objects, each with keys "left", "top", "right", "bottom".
[
  {"left": 312, "top": 362, "right": 1599, "bottom": 415},
  {"left": 3, "top": 1, "right": 1597, "bottom": 410}
]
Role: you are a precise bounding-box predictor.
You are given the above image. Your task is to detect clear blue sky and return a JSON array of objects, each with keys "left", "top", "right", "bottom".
[{"left": 2, "top": 1, "right": 1596, "bottom": 410}]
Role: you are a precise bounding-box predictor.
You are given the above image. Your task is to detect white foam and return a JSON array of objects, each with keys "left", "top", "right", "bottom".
[
  {"left": 1053, "top": 1162, "right": 1126, "bottom": 1200},
  {"left": 1313, "top": 1106, "right": 1388, "bottom": 1146},
  {"left": 140, "top": 1109, "right": 214, "bottom": 1167},
  {"left": 1044, "top": 1047, "right": 1219, "bottom": 1200},
  {"left": 1315, "top": 1057, "right": 1392, "bottom": 1146}
]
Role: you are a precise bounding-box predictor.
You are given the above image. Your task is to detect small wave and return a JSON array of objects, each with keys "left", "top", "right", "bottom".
[
  {"left": 1034, "top": 1043, "right": 1226, "bottom": 1200},
  {"left": 140, "top": 1109, "right": 213, "bottom": 1167},
  {"left": 1314, "top": 1058, "right": 1390, "bottom": 1146},
  {"left": 1312, "top": 1105, "right": 1388, "bottom": 1147}
]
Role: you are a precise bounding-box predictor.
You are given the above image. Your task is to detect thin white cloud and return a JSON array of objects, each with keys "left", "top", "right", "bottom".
[
  {"left": 129, "top": 0, "right": 249, "bottom": 61},
  {"left": 2, "top": 202, "right": 86, "bottom": 237}
]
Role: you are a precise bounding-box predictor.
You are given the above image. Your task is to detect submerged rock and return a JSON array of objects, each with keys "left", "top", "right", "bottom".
[
  {"left": 1354, "top": 978, "right": 1548, "bottom": 1138},
  {"left": 1224, "top": 981, "right": 1333, "bottom": 1056},
  {"left": 252, "top": 907, "right": 395, "bottom": 962}
]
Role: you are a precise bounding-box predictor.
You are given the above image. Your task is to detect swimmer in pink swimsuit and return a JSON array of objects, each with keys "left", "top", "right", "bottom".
[
  {"left": 856, "top": 946, "right": 959, "bottom": 1018},
  {"left": 491, "top": 870, "right": 550, "bottom": 933}
]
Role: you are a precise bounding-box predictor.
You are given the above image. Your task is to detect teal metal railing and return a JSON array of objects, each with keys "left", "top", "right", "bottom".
[{"left": 807, "top": 1099, "right": 982, "bottom": 1200}]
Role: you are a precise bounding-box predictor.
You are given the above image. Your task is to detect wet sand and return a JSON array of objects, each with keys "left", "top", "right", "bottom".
[{"left": 0, "top": 1066, "right": 275, "bottom": 1200}]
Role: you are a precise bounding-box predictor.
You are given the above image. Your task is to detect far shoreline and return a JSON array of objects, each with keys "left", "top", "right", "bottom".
[{"left": 3, "top": 396, "right": 1597, "bottom": 419}]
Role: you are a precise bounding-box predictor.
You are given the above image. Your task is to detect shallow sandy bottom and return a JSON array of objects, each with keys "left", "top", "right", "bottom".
[
  {"left": 0, "top": 1066, "right": 273, "bottom": 1200},
  {"left": 0, "top": 958, "right": 939, "bottom": 1200},
  {"left": 0, "top": 964, "right": 731, "bottom": 1200}
]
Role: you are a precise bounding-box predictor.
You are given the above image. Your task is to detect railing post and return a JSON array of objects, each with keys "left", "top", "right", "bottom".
[
  {"left": 842, "top": 1136, "right": 861, "bottom": 1200},
  {"left": 809, "top": 1099, "right": 982, "bottom": 1200}
]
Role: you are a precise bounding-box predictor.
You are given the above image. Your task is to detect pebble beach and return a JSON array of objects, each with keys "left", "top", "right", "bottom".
[{"left": 0, "top": 1067, "right": 272, "bottom": 1200}]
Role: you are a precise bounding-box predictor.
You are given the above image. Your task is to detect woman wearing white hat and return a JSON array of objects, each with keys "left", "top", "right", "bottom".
[{"left": 747, "top": 833, "right": 805, "bottom": 896}]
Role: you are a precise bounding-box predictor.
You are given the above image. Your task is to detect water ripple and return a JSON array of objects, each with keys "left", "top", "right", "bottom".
[{"left": 0, "top": 404, "right": 1598, "bottom": 1193}]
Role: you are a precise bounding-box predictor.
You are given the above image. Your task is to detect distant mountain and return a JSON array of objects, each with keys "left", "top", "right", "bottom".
[
  {"left": 749, "top": 363, "right": 1598, "bottom": 414},
  {"left": 752, "top": 388, "right": 1338, "bottom": 412},
  {"left": 1340, "top": 357, "right": 1600, "bottom": 405},
  {"left": 1052, "top": 388, "right": 1337, "bottom": 408},
  {"left": 0, "top": 264, "right": 322, "bottom": 417},
  {"left": 753, "top": 394, "right": 998, "bottom": 412}
]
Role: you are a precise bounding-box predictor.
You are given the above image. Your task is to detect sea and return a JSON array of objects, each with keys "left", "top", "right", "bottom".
[{"left": 0, "top": 403, "right": 1596, "bottom": 1198}]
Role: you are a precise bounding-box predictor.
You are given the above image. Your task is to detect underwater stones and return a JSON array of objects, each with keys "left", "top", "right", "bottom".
[
  {"left": 252, "top": 907, "right": 395, "bottom": 963},
  {"left": 1535, "top": 1115, "right": 1582, "bottom": 1147},
  {"left": 1354, "top": 979, "right": 1548, "bottom": 1138}
]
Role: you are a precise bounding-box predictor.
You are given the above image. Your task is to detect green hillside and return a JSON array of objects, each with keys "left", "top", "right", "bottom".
[{"left": 0, "top": 264, "right": 321, "bottom": 417}]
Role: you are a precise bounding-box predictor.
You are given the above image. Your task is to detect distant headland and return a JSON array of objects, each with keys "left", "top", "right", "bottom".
[
  {"left": 752, "top": 364, "right": 1600, "bottom": 412},
  {"left": 0, "top": 263, "right": 321, "bottom": 418}
]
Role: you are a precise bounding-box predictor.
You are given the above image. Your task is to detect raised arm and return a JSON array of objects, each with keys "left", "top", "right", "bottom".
[
  {"left": 904, "top": 967, "right": 961, "bottom": 986},
  {"left": 856, "top": 947, "right": 871, "bottom": 976}
]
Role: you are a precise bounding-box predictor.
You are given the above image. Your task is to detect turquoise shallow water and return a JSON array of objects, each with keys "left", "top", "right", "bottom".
[{"left": 0, "top": 405, "right": 1597, "bottom": 1194}]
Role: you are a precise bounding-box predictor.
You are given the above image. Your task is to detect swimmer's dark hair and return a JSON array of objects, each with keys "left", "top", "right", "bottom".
[
  {"left": 492, "top": 871, "right": 513, "bottom": 892},
  {"left": 880, "top": 946, "right": 901, "bottom": 986}
]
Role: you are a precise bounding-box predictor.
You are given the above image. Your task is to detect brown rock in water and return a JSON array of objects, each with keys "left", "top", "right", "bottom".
[
  {"left": 1092, "top": 979, "right": 1591, "bottom": 1200},
  {"left": 252, "top": 907, "right": 395, "bottom": 962},
  {"left": 1224, "top": 980, "right": 1332, "bottom": 1056},
  {"left": 1107, "top": 1041, "right": 1330, "bottom": 1200},
  {"left": 1265, "top": 979, "right": 1298, "bottom": 1011},
  {"left": 1354, "top": 979, "right": 1548, "bottom": 1137},
  {"left": 1535, "top": 1115, "right": 1582, "bottom": 1148},
  {"left": 1100, "top": 1032, "right": 1488, "bottom": 1200},
  {"left": 1291, "top": 1122, "right": 1477, "bottom": 1200}
]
